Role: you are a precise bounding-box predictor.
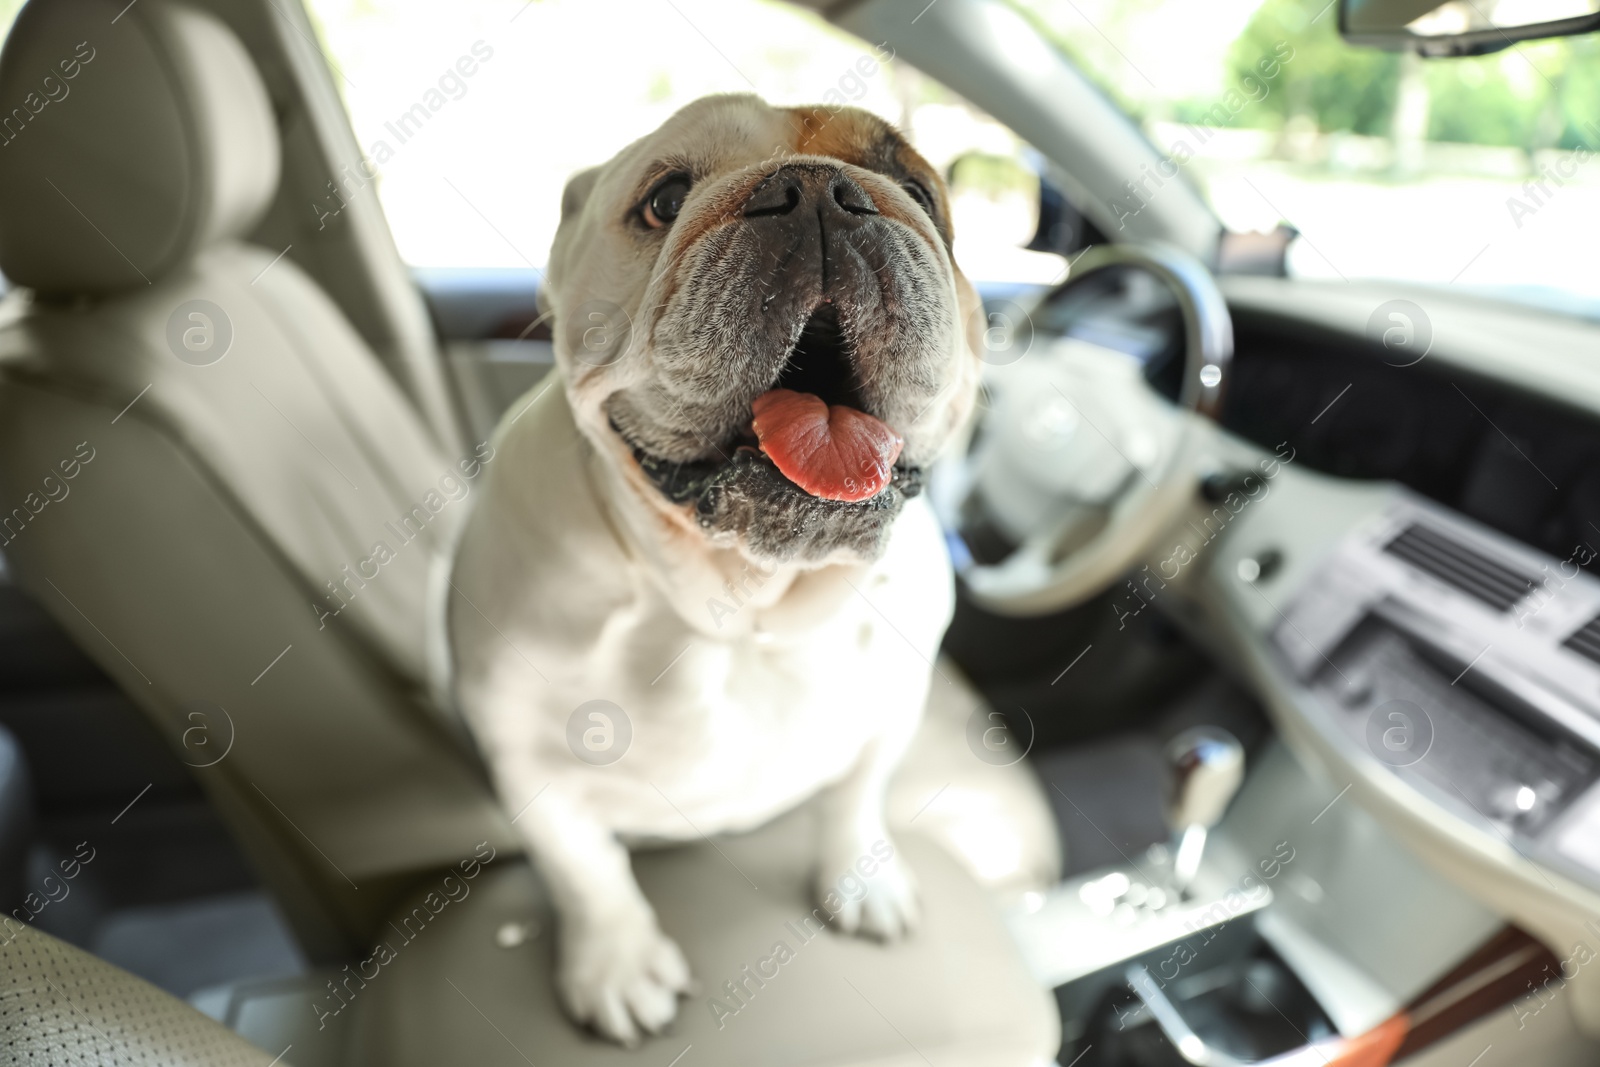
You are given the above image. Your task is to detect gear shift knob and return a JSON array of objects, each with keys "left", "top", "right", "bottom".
[
  {"left": 1162, "top": 726, "right": 1244, "bottom": 898},
  {"left": 1164, "top": 727, "right": 1245, "bottom": 830}
]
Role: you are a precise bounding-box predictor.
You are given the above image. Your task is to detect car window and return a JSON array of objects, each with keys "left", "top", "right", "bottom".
[
  {"left": 1012, "top": 0, "right": 1600, "bottom": 318},
  {"left": 304, "top": 0, "right": 1066, "bottom": 285}
]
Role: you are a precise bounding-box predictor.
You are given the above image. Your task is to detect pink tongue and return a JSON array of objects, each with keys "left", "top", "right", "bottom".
[{"left": 751, "top": 389, "right": 903, "bottom": 503}]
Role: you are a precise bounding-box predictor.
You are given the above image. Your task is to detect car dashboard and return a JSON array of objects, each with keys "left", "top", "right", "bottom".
[
  {"left": 1138, "top": 273, "right": 1600, "bottom": 1025},
  {"left": 1223, "top": 297, "right": 1600, "bottom": 576},
  {"left": 991, "top": 267, "right": 1600, "bottom": 1044}
]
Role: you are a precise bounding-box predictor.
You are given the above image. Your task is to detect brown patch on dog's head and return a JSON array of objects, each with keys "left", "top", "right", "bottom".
[
  {"left": 786, "top": 107, "right": 954, "bottom": 246},
  {"left": 545, "top": 94, "right": 981, "bottom": 566}
]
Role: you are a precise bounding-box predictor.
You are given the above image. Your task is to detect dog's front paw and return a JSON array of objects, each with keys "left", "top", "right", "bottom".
[
  {"left": 818, "top": 838, "right": 920, "bottom": 942},
  {"left": 557, "top": 916, "right": 691, "bottom": 1047}
]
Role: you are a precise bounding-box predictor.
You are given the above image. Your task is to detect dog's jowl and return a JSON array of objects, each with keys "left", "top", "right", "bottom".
[{"left": 446, "top": 93, "right": 982, "bottom": 1047}]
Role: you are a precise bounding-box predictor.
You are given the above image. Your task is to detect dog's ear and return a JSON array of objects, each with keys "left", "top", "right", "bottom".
[
  {"left": 561, "top": 165, "right": 603, "bottom": 225},
  {"left": 545, "top": 165, "right": 605, "bottom": 313}
]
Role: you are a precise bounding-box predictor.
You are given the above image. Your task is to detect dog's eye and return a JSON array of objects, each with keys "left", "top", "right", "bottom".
[
  {"left": 642, "top": 174, "right": 693, "bottom": 229},
  {"left": 900, "top": 179, "right": 935, "bottom": 218}
]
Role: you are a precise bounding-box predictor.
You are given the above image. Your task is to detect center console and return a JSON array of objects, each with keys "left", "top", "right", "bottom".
[
  {"left": 1008, "top": 729, "right": 1431, "bottom": 1066},
  {"left": 1009, "top": 727, "right": 1534, "bottom": 1066},
  {"left": 1005, "top": 475, "right": 1600, "bottom": 1065},
  {"left": 1272, "top": 496, "right": 1600, "bottom": 893}
]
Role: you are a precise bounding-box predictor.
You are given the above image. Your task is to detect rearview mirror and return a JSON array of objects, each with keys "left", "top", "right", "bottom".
[{"left": 1340, "top": 0, "right": 1600, "bottom": 55}]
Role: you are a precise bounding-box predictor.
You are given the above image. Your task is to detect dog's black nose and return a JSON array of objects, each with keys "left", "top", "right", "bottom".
[{"left": 743, "top": 163, "right": 879, "bottom": 220}]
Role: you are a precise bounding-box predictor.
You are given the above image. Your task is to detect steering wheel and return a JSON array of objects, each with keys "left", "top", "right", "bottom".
[{"left": 934, "top": 243, "right": 1233, "bottom": 616}]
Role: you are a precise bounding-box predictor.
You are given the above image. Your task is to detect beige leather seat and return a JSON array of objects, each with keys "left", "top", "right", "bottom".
[
  {"left": 0, "top": 1, "right": 1058, "bottom": 1063},
  {"left": 0, "top": 925, "right": 283, "bottom": 1066},
  {"left": 0, "top": 0, "right": 506, "bottom": 955}
]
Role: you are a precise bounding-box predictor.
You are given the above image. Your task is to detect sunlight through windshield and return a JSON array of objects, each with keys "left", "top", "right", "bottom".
[{"left": 1013, "top": 0, "right": 1600, "bottom": 317}]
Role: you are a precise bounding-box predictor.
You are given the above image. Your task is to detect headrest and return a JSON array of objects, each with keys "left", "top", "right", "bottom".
[{"left": 0, "top": 0, "right": 280, "bottom": 294}]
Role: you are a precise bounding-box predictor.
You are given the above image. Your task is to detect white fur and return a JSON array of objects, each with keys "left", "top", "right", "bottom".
[{"left": 447, "top": 95, "right": 974, "bottom": 1047}]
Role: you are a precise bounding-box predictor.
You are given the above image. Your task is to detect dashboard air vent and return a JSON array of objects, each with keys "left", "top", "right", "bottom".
[
  {"left": 1565, "top": 613, "right": 1600, "bottom": 667},
  {"left": 1382, "top": 522, "right": 1536, "bottom": 612}
]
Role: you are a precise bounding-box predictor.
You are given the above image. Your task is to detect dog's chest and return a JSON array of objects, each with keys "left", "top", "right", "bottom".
[
  {"left": 572, "top": 507, "right": 951, "bottom": 838},
  {"left": 465, "top": 493, "right": 956, "bottom": 839},
  {"left": 578, "top": 585, "right": 928, "bottom": 838}
]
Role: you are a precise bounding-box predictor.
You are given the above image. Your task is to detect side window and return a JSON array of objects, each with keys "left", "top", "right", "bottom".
[{"left": 304, "top": 0, "right": 1066, "bottom": 285}]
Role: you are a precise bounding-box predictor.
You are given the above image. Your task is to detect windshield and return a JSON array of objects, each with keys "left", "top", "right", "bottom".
[
  {"left": 298, "top": 0, "right": 1063, "bottom": 285},
  {"left": 1012, "top": 0, "right": 1600, "bottom": 318}
]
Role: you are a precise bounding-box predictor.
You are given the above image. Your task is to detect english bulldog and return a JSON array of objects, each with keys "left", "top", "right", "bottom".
[{"left": 447, "top": 93, "right": 982, "bottom": 1046}]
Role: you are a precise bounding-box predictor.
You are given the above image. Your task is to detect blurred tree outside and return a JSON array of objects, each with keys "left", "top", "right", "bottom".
[
  {"left": 1017, "top": 0, "right": 1600, "bottom": 153},
  {"left": 1224, "top": 0, "right": 1400, "bottom": 137},
  {"left": 1011, "top": 0, "right": 1600, "bottom": 312}
]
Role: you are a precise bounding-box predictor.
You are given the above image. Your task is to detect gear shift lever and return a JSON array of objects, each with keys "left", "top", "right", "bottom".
[{"left": 1162, "top": 726, "right": 1244, "bottom": 900}]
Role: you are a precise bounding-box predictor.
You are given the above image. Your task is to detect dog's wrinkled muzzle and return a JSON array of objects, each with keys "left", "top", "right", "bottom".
[{"left": 605, "top": 156, "right": 956, "bottom": 562}]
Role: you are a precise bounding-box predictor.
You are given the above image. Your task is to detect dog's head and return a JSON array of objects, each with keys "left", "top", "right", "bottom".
[{"left": 546, "top": 94, "right": 982, "bottom": 565}]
